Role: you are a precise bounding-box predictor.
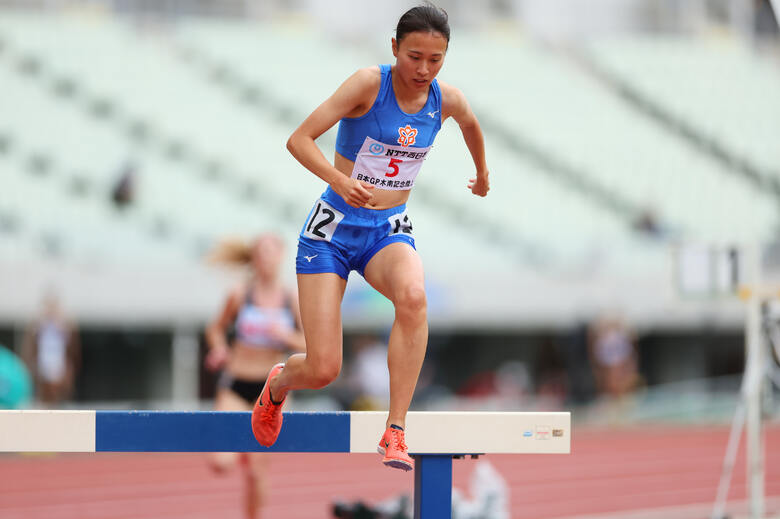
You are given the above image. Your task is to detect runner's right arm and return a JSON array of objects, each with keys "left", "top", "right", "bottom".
[
  {"left": 286, "top": 68, "right": 379, "bottom": 207},
  {"left": 204, "top": 287, "right": 242, "bottom": 371}
]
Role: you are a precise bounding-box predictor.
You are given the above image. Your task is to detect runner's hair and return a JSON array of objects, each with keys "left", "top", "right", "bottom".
[
  {"left": 396, "top": 3, "right": 450, "bottom": 47},
  {"left": 206, "top": 233, "right": 283, "bottom": 266}
]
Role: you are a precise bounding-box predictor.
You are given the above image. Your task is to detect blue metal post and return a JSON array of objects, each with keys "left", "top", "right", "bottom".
[{"left": 414, "top": 455, "right": 453, "bottom": 519}]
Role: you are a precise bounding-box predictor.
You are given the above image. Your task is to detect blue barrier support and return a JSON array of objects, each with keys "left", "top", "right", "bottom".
[{"left": 414, "top": 454, "right": 453, "bottom": 519}]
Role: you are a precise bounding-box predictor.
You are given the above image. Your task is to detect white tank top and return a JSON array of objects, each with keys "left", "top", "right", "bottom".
[
  {"left": 595, "top": 330, "right": 632, "bottom": 366},
  {"left": 37, "top": 321, "right": 67, "bottom": 382},
  {"left": 233, "top": 291, "right": 295, "bottom": 350}
]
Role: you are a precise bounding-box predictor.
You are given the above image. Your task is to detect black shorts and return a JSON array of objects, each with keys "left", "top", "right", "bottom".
[{"left": 217, "top": 372, "right": 266, "bottom": 406}]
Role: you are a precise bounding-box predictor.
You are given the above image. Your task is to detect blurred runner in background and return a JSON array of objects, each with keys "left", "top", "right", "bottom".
[{"left": 205, "top": 233, "right": 305, "bottom": 519}]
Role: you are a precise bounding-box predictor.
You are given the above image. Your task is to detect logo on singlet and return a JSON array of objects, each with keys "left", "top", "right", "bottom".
[{"left": 397, "top": 125, "right": 418, "bottom": 147}]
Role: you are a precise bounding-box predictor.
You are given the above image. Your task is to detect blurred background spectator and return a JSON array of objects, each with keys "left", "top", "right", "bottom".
[
  {"left": 110, "top": 159, "right": 137, "bottom": 210},
  {"left": 21, "top": 290, "right": 80, "bottom": 406},
  {"left": 344, "top": 333, "right": 391, "bottom": 411},
  {"left": 0, "top": 342, "right": 32, "bottom": 409},
  {"left": 588, "top": 314, "right": 641, "bottom": 399}
]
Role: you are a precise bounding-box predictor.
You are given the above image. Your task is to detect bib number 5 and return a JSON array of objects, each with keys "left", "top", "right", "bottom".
[
  {"left": 303, "top": 200, "right": 344, "bottom": 242},
  {"left": 386, "top": 158, "right": 403, "bottom": 177}
]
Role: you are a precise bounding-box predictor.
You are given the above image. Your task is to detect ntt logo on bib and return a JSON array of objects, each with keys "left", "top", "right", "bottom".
[
  {"left": 397, "top": 125, "right": 418, "bottom": 147},
  {"left": 368, "top": 142, "right": 385, "bottom": 155}
]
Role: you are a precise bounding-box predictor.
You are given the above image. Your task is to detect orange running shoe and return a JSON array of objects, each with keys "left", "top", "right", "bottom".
[
  {"left": 251, "top": 363, "right": 286, "bottom": 447},
  {"left": 377, "top": 426, "right": 414, "bottom": 471}
]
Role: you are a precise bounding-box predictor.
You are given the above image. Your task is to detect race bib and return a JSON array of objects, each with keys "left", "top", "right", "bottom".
[
  {"left": 388, "top": 209, "right": 413, "bottom": 235},
  {"left": 303, "top": 199, "right": 345, "bottom": 242},
  {"left": 351, "top": 136, "right": 431, "bottom": 191}
]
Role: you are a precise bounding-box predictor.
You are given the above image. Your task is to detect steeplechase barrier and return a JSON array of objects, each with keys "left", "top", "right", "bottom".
[{"left": 0, "top": 410, "right": 570, "bottom": 518}]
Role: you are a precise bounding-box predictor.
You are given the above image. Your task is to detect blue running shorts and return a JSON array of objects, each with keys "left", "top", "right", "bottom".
[{"left": 296, "top": 187, "right": 415, "bottom": 280}]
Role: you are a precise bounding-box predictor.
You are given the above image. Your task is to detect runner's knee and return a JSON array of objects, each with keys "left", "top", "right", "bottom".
[
  {"left": 394, "top": 284, "right": 427, "bottom": 321},
  {"left": 308, "top": 358, "right": 341, "bottom": 388},
  {"left": 208, "top": 452, "right": 234, "bottom": 474}
]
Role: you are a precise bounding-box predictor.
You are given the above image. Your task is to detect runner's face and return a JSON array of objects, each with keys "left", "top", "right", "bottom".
[
  {"left": 252, "top": 236, "right": 283, "bottom": 279},
  {"left": 392, "top": 31, "right": 447, "bottom": 91}
]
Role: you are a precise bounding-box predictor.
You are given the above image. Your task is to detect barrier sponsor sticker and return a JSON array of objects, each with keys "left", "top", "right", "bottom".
[{"left": 535, "top": 426, "right": 552, "bottom": 440}]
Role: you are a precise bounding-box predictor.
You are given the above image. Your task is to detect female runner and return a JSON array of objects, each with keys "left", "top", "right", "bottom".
[
  {"left": 205, "top": 234, "right": 305, "bottom": 517},
  {"left": 252, "top": 4, "right": 489, "bottom": 471}
]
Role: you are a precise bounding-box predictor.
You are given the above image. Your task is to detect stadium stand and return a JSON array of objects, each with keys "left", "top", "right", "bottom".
[
  {"left": 588, "top": 36, "right": 780, "bottom": 183},
  {"left": 0, "top": 11, "right": 777, "bottom": 324}
]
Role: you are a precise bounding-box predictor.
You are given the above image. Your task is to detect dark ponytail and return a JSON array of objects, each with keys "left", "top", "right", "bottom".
[{"left": 396, "top": 3, "right": 450, "bottom": 47}]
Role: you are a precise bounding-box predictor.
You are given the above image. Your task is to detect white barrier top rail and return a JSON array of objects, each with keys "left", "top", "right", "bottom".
[{"left": 0, "top": 410, "right": 570, "bottom": 454}]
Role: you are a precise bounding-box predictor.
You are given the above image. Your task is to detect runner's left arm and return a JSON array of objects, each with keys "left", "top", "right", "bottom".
[{"left": 440, "top": 81, "right": 490, "bottom": 197}]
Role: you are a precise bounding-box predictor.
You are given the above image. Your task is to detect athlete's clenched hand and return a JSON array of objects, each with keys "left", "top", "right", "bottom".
[
  {"left": 204, "top": 345, "right": 228, "bottom": 372},
  {"left": 334, "top": 176, "right": 375, "bottom": 207},
  {"left": 468, "top": 173, "right": 490, "bottom": 197}
]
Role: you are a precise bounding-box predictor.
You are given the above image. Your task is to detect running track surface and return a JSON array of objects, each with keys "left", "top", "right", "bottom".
[{"left": 1, "top": 425, "right": 778, "bottom": 519}]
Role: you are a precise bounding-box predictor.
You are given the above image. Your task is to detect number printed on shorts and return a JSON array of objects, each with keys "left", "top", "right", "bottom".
[
  {"left": 303, "top": 199, "right": 344, "bottom": 242},
  {"left": 388, "top": 210, "right": 413, "bottom": 235}
]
